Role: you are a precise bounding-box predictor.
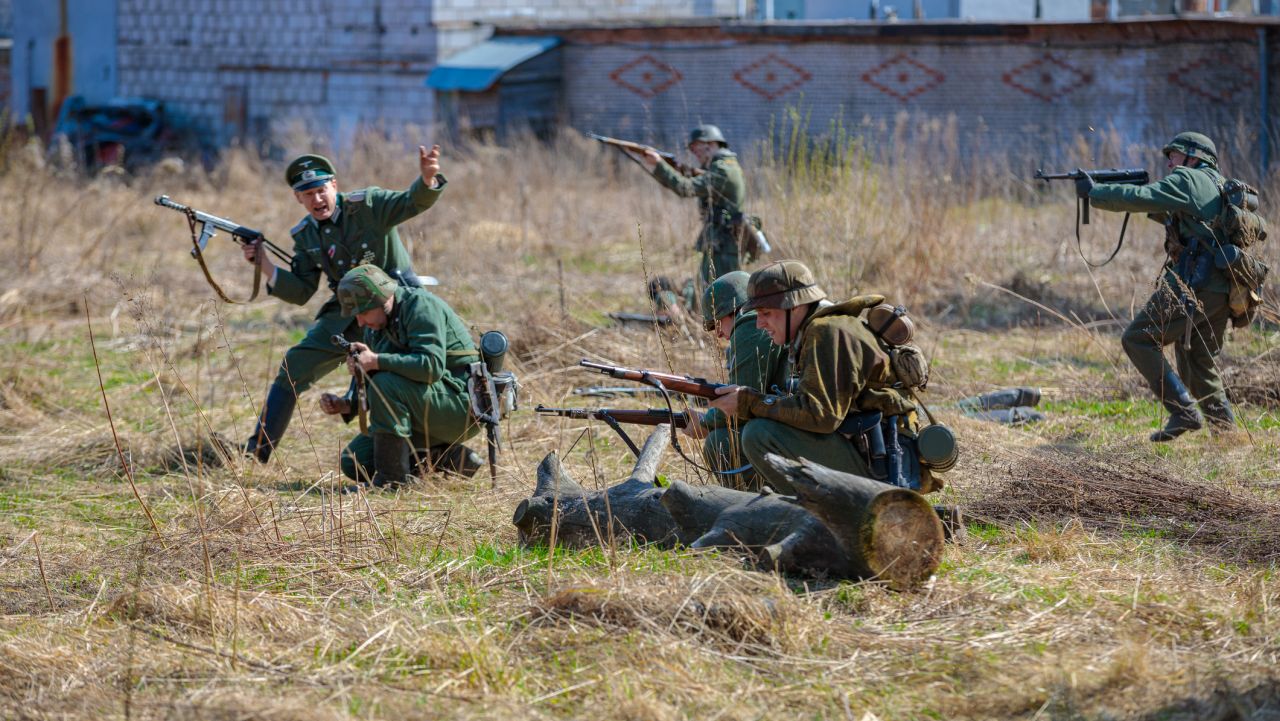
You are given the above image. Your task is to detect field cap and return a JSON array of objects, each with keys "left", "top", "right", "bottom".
[
  {"left": 742, "top": 260, "right": 826, "bottom": 311},
  {"left": 337, "top": 265, "right": 397, "bottom": 317},
  {"left": 286, "top": 154, "right": 336, "bottom": 191}
]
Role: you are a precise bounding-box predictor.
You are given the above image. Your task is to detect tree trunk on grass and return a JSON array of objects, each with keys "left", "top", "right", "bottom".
[
  {"left": 512, "top": 425, "right": 680, "bottom": 548},
  {"left": 764, "top": 453, "right": 944, "bottom": 590}
]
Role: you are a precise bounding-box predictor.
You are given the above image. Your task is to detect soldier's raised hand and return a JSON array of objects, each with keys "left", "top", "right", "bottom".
[{"left": 419, "top": 144, "right": 442, "bottom": 187}]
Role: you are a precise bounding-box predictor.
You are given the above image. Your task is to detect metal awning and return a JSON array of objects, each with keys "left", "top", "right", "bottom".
[{"left": 426, "top": 36, "right": 560, "bottom": 92}]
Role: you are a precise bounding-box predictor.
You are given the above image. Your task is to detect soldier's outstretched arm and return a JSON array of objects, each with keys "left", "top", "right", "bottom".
[
  {"left": 365, "top": 145, "right": 448, "bottom": 229},
  {"left": 1088, "top": 170, "right": 1198, "bottom": 215}
]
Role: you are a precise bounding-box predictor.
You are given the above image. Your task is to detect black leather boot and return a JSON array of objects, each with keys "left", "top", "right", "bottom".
[
  {"left": 244, "top": 383, "right": 296, "bottom": 463},
  {"left": 371, "top": 433, "right": 413, "bottom": 490},
  {"left": 1200, "top": 397, "right": 1236, "bottom": 430},
  {"left": 429, "top": 443, "right": 484, "bottom": 478},
  {"left": 1150, "top": 373, "right": 1204, "bottom": 443}
]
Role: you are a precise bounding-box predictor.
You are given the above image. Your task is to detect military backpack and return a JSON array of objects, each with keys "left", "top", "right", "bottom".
[{"left": 1206, "top": 175, "right": 1270, "bottom": 326}]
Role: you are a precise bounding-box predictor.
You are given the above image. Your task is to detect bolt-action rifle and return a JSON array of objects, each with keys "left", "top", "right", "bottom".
[
  {"left": 1034, "top": 168, "right": 1149, "bottom": 266},
  {"left": 331, "top": 335, "right": 369, "bottom": 433},
  {"left": 587, "top": 133, "right": 704, "bottom": 177},
  {"left": 536, "top": 405, "right": 690, "bottom": 459},
  {"left": 155, "top": 195, "right": 292, "bottom": 303},
  {"left": 578, "top": 360, "right": 727, "bottom": 400},
  {"left": 468, "top": 332, "right": 520, "bottom": 488}
]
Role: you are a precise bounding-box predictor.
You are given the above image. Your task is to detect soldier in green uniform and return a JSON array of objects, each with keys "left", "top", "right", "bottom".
[
  {"left": 639, "top": 125, "right": 748, "bottom": 297},
  {"left": 679, "top": 271, "right": 786, "bottom": 490},
  {"left": 320, "top": 265, "right": 482, "bottom": 488},
  {"left": 707, "top": 261, "right": 917, "bottom": 495},
  {"left": 241, "top": 145, "right": 447, "bottom": 462},
  {"left": 1082, "top": 132, "right": 1236, "bottom": 441}
]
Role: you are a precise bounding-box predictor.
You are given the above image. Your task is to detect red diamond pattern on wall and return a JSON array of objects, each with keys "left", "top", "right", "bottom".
[
  {"left": 610, "top": 55, "right": 683, "bottom": 99},
  {"left": 861, "top": 53, "right": 945, "bottom": 102},
  {"left": 733, "top": 53, "right": 813, "bottom": 101},
  {"left": 1168, "top": 55, "right": 1257, "bottom": 103},
  {"left": 1002, "top": 54, "right": 1092, "bottom": 102}
]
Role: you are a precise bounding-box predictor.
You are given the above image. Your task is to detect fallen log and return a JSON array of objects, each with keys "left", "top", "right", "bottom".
[
  {"left": 512, "top": 424, "right": 680, "bottom": 548},
  {"left": 765, "top": 453, "right": 944, "bottom": 590}
]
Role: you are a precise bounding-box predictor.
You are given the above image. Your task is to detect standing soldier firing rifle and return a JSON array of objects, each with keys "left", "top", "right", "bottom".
[{"left": 1076, "top": 132, "right": 1268, "bottom": 441}]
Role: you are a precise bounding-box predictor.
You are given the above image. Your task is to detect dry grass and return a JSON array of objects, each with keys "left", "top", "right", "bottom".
[{"left": 0, "top": 124, "right": 1276, "bottom": 720}]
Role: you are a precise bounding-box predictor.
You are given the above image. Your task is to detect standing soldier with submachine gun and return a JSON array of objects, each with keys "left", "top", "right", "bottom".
[
  {"left": 240, "top": 145, "right": 449, "bottom": 463},
  {"left": 1049, "top": 132, "right": 1269, "bottom": 441}
]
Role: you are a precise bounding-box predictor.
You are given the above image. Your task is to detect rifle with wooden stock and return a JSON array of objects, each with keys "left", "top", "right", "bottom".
[
  {"left": 577, "top": 360, "right": 726, "bottom": 400},
  {"left": 587, "top": 133, "right": 704, "bottom": 177},
  {"left": 536, "top": 405, "right": 690, "bottom": 458}
]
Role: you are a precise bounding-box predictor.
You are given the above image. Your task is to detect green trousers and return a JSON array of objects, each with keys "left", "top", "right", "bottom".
[
  {"left": 274, "top": 314, "right": 359, "bottom": 394},
  {"left": 740, "top": 419, "right": 871, "bottom": 496},
  {"left": 340, "top": 369, "right": 479, "bottom": 480},
  {"left": 702, "top": 425, "right": 757, "bottom": 491},
  {"left": 1120, "top": 281, "right": 1230, "bottom": 407},
  {"left": 696, "top": 246, "right": 740, "bottom": 303}
]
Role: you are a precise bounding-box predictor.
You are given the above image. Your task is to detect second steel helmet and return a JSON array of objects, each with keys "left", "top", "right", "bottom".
[
  {"left": 1162, "top": 132, "right": 1218, "bottom": 167},
  {"left": 337, "top": 265, "right": 398, "bottom": 317},
  {"left": 689, "top": 125, "right": 728, "bottom": 147},
  {"left": 701, "top": 271, "right": 752, "bottom": 331},
  {"left": 742, "top": 260, "right": 827, "bottom": 312}
]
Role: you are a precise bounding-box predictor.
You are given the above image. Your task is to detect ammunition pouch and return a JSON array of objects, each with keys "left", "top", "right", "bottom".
[
  {"left": 838, "top": 411, "right": 947, "bottom": 494},
  {"left": 1174, "top": 238, "right": 1214, "bottom": 290}
]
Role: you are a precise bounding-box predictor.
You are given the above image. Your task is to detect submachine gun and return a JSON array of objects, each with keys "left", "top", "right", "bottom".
[
  {"left": 1034, "top": 168, "right": 1150, "bottom": 267},
  {"left": 468, "top": 332, "right": 520, "bottom": 488},
  {"left": 155, "top": 195, "right": 293, "bottom": 303}
]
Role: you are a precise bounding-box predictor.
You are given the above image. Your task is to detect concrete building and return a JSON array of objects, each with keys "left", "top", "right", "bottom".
[{"left": 6, "top": 0, "right": 736, "bottom": 143}]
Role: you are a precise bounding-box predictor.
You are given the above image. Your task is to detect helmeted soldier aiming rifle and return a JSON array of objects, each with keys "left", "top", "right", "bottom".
[{"left": 1077, "top": 132, "right": 1269, "bottom": 441}]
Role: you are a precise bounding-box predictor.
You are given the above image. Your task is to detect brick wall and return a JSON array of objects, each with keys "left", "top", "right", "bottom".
[
  {"left": 521, "top": 19, "right": 1279, "bottom": 173},
  {"left": 115, "top": 0, "right": 740, "bottom": 144},
  {"left": 116, "top": 0, "right": 437, "bottom": 143}
]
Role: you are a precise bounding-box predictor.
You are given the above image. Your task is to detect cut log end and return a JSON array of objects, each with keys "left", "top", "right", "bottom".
[{"left": 864, "top": 490, "right": 945, "bottom": 591}]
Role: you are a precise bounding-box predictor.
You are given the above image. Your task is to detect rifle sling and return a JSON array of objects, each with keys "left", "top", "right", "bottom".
[{"left": 186, "top": 208, "right": 261, "bottom": 304}]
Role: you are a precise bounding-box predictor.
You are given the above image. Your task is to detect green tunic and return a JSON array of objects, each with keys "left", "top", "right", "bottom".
[
  {"left": 700, "top": 310, "right": 786, "bottom": 489},
  {"left": 730, "top": 299, "right": 915, "bottom": 495},
  {"left": 651, "top": 149, "right": 747, "bottom": 287},
  {"left": 1089, "top": 166, "right": 1231, "bottom": 411},
  {"left": 267, "top": 175, "right": 446, "bottom": 393},
  {"left": 340, "top": 286, "right": 480, "bottom": 479}
]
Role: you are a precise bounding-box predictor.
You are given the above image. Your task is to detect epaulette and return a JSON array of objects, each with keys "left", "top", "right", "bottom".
[
  {"left": 290, "top": 218, "right": 309, "bottom": 236},
  {"left": 346, "top": 188, "right": 372, "bottom": 207}
]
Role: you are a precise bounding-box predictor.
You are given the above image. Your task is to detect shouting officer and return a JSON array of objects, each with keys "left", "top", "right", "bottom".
[{"left": 241, "top": 145, "right": 447, "bottom": 462}]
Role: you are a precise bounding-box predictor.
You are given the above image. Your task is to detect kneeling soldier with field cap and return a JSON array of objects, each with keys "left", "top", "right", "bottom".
[
  {"left": 323, "top": 265, "right": 482, "bottom": 489},
  {"left": 241, "top": 145, "right": 448, "bottom": 464},
  {"left": 679, "top": 271, "right": 786, "bottom": 490},
  {"left": 706, "top": 260, "right": 919, "bottom": 495},
  {"left": 1083, "top": 131, "right": 1238, "bottom": 441}
]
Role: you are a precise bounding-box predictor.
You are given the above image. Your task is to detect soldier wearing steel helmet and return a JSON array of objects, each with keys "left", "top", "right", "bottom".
[
  {"left": 638, "top": 125, "right": 748, "bottom": 296},
  {"left": 678, "top": 271, "right": 786, "bottom": 490},
  {"left": 321, "top": 264, "right": 482, "bottom": 489},
  {"left": 707, "top": 261, "right": 917, "bottom": 495},
  {"left": 1081, "top": 131, "right": 1237, "bottom": 441},
  {"left": 240, "top": 145, "right": 448, "bottom": 463}
]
